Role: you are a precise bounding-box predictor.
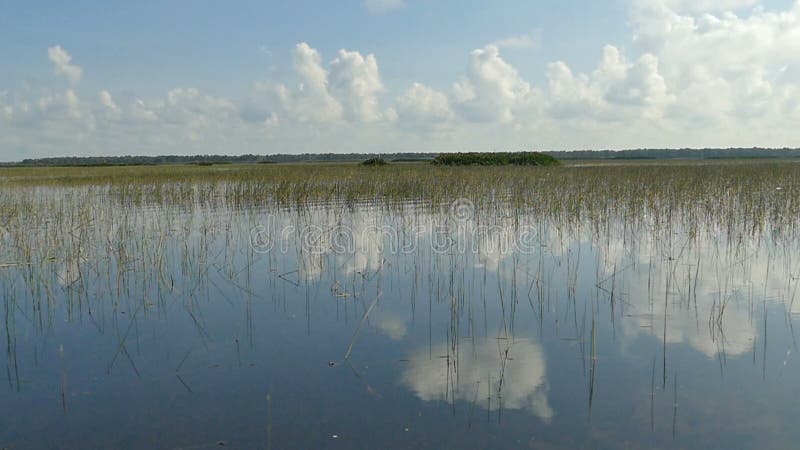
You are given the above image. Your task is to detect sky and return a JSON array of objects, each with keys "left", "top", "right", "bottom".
[{"left": 1, "top": 0, "right": 800, "bottom": 160}]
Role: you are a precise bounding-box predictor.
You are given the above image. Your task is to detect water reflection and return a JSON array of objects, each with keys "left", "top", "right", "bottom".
[
  {"left": 270, "top": 206, "right": 785, "bottom": 364},
  {"left": 4, "top": 190, "right": 800, "bottom": 448},
  {"left": 372, "top": 312, "right": 407, "bottom": 341},
  {"left": 594, "top": 233, "right": 768, "bottom": 359},
  {"left": 401, "top": 339, "right": 554, "bottom": 422}
]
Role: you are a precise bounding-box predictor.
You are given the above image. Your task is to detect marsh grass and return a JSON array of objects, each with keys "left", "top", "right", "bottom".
[{"left": 3, "top": 160, "right": 799, "bottom": 230}]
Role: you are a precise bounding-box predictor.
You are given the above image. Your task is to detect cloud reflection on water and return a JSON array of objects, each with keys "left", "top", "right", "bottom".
[
  {"left": 400, "top": 339, "right": 554, "bottom": 422},
  {"left": 265, "top": 205, "right": 793, "bottom": 361}
]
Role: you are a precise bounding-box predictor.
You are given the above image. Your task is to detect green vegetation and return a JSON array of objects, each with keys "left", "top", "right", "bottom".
[
  {"left": 1, "top": 160, "right": 797, "bottom": 239},
  {"left": 432, "top": 151, "right": 559, "bottom": 166},
  {"left": 361, "top": 157, "right": 388, "bottom": 166}
]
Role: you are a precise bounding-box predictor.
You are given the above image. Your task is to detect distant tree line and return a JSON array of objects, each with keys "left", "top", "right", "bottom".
[
  {"left": 432, "top": 152, "right": 558, "bottom": 166},
  {"left": 8, "top": 153, "right": 436, "bottom": 167},
  {"left": 545, "top": 148, "right": 800, "bottom": 160},
  {"left": 5, "top": 148, "right": 800, "bottom": 167}
]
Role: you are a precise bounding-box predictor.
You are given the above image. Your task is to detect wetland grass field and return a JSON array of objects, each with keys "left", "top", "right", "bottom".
[{"left": 3, "top": 159, "right": 800, "bottom": 448}]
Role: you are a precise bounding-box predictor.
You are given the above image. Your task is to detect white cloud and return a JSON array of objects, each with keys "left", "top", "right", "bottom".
[
  {"left": 283, "top": 42, "right": 343, "bottom": 123},
  {"left": 8, "top": 0, "right": 800, "bottom": 160},
  {"left": 0, "top": 91, "right": 13, "bottom": 120},
  {"left": 329, "top": 49, "right": 385, "bottom": 122},
  {"left": 546, "top": 61, "right": 603, "bottom": 119},
  {"left": 546, "top": 45, "right": 674, "bottom": 120},
  {"left": 491, "top": 32, "right": 541, "bottom": 50},
  {"left": 35, "top": 89, "right": 83, "bottom": 120},
  {"left": 165, "top": 88, "right": 238, "bottom": 121},
  {"left": 628, "top": 1, "right": 800, "bottom": 128},
  {"left": 98, "top": 90, "right": 120, "bottom": 113},
  {"left": 47, "top": 46, "right": 83, "bottom": 85},
  {"left": 256, "top": 43, "right": 387, "bottom": 124},
  {"left": 396, "top": 82, "right": 453, "bottom": 124},
  {"left": 0, "top": 87, "right": 98, "bottom": 158},
  {"left": 129, "top": 99, "right": 158, "bottom": 122},
  {"left": 635, "top": 0, "right": 760, "bottom": 14},
  {"left": 364, "top": 0, "right": 405, "bottom": 14},
  {"left": 452, "top": 45, "right": 538, "bottom": 122},
  {"left": 119, "top": 88, "right": 242, "bottom": 144}
]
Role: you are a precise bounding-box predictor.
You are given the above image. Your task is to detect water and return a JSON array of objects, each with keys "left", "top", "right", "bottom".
[{"left": 2, "top": 196, "right": 800, "bottom": 449}]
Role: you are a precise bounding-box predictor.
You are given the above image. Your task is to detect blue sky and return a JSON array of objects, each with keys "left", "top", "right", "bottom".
[
  {"left": 2, "top": 0, "right": 800, "bottom": 160},
  {"left": 2, "top": 1, "right": 629, "bottom": 94}
]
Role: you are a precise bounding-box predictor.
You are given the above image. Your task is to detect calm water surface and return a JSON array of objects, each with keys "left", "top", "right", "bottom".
[{"left": 2, "top": 196, "right": 799, "bottom": 449}]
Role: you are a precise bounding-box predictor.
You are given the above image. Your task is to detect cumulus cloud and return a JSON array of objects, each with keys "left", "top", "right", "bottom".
[
  {"left": 546, "top": 45, "right": 674, "bottom": 120},
  {"left": 47, "top": 46, "right": 83, "bottom": 85},
  {"left": 275, "top": 42, "right": 344, "bottom": 123},
  {"left": 635, "top": 0, "right": 760, "bottom": 14},
  {"left": 396, "top": 82, "right": 453, "bottom": 125},
  {"left": 452, "top": 45, "right": 538, "bottom": 122},
  {"left": 34, "top": 89, "right": 83, "bottom": 121},
  {"left": 0, "top": 86, "right": 98, "bottom": 159},
  {"left": 112, "top": 87, "right": 240, "bottom": 129},
  {"left": 462, "top": 0, "right": 800, "bottom": 144},
  {"left": 364, "top": 0, "right": 405, "bottom": 14},
  {"left": 165, "top": 88, "right": 238, "bottom": 119},
  {"left": 257, "top": 43, "right": 387, "bottom": 124},
  {"left": 546, "top": 61, "right": 604, "bottom": 119},
  {"left": 329, "top": 49, "right": 385, "bottom": 121},
  {"left": 128, "top": 88, "right": 242, "bottom": 142},
  {"left": 628, "top": 1, "right": 800, "bottom": 126},
  {"left": 8, "top": 0, "right": 800, "bottom": 159}
]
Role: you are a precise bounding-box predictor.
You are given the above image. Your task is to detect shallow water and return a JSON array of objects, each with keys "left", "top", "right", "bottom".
[{"left": 2, "top": 196, "right": 800, "bottom": 449}]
